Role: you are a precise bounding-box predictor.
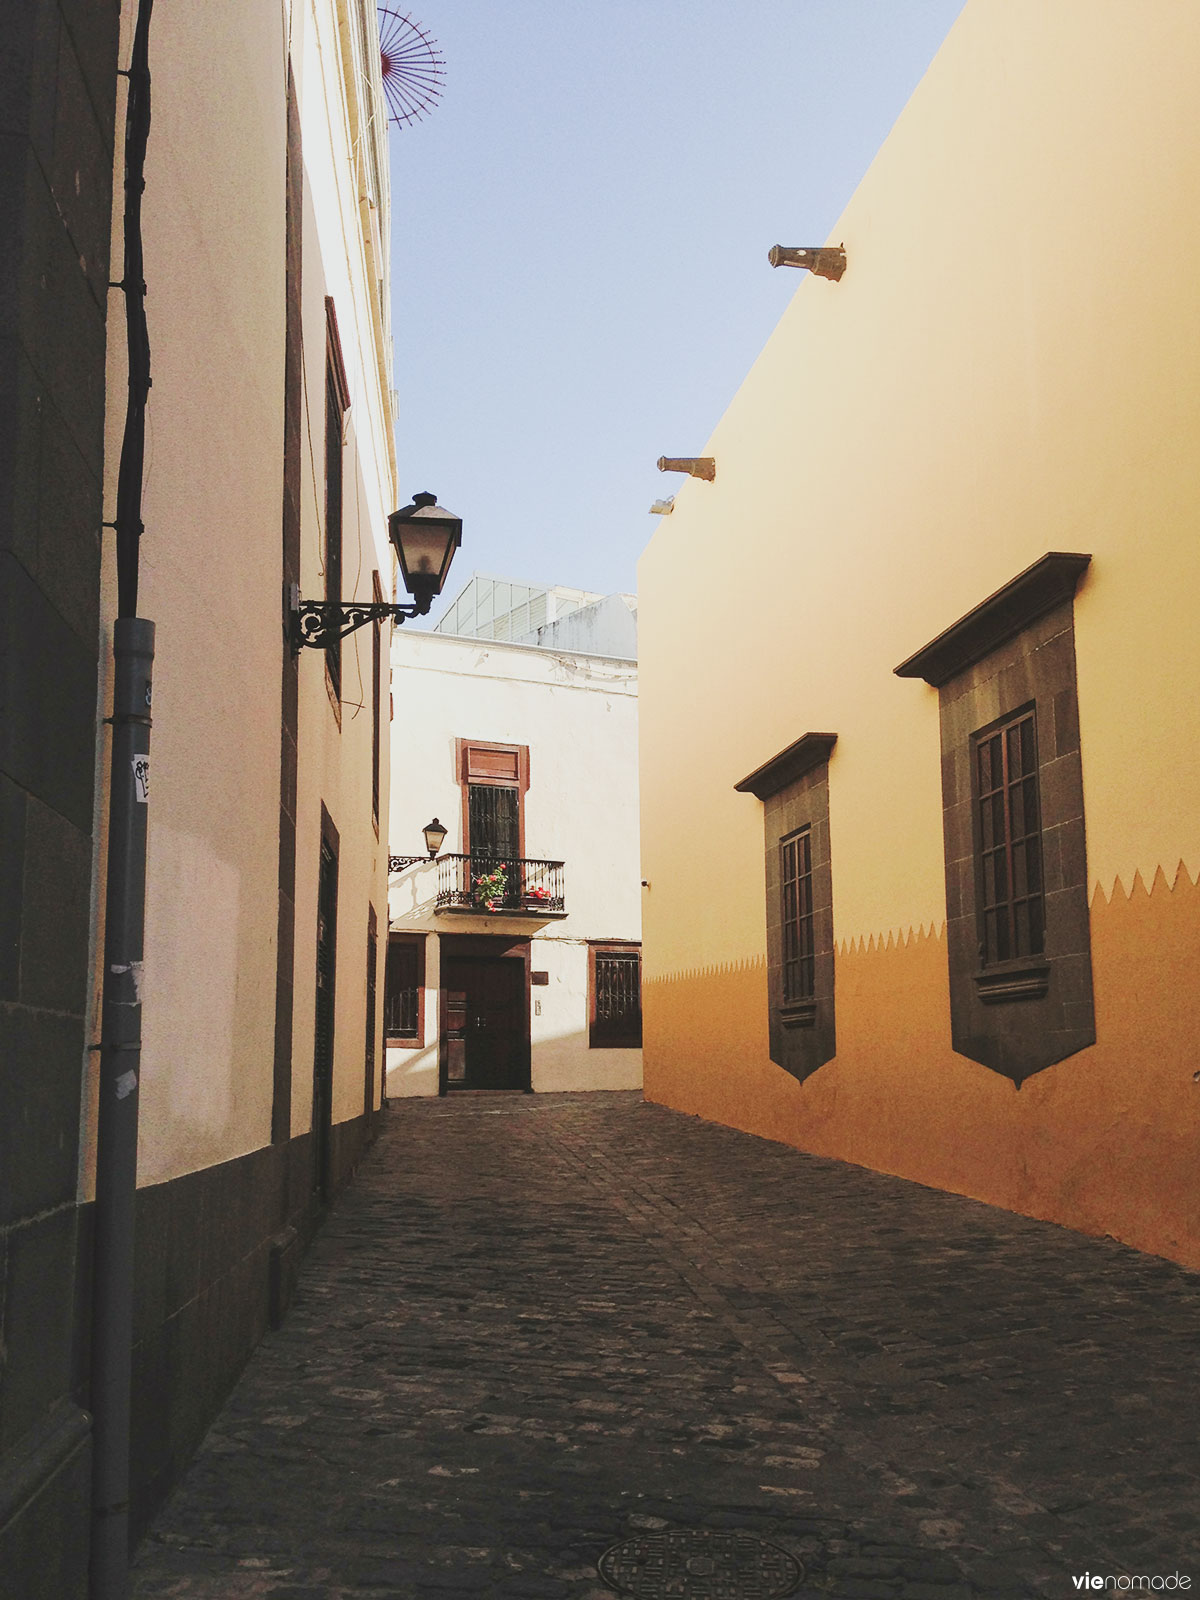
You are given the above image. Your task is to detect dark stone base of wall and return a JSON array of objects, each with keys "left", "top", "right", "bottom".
[
  {"left": 0, "top": 1402, "right": 92, "bottom": 1600},
  {"left": 1, "top": 1108, "right": 377, "bottom": 1588},
  {"left": 127, "top": 1109, "right": 376, "bottom": 1542}
]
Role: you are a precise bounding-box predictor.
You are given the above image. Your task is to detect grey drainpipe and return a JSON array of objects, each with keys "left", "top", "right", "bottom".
[
  {"left": 91, "top": 2, "right": 154, "bottom": 1595},
  {"left": 90, "top": 620, "right": 153, "bottom": 1599}
]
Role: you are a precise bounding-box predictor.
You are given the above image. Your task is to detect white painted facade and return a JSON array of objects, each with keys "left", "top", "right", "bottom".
[{"left": 386, "top": 628, "right": 642, "bottom": 1097}]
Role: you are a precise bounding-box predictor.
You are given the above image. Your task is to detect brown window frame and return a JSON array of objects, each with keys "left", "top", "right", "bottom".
[
  {"left": 456, "top": 738, "right": 530, "bottom": 859},
  {"left": 384, "top": 933, "right": 426, "bottom": 1047},
  {"left": 324, "top": 297, "right": 350, "bottom": 707},
  {"left": 780, "top": 825, "right": 816, "bottom": 1004},
  {"left": 588, "top": 942, "right": 643, "bottom": 1049},
  {"left": 974, "top": 705, "right": 1045, "bottom": 968}
]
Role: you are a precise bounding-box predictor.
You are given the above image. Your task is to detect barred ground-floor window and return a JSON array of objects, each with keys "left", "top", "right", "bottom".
[{"left": 589, "top": 942, "right": 642, "bottom": 1048}]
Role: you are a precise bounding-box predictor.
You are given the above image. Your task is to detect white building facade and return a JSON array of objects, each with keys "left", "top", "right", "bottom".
[{"left": 386, "top": 628, "right": 642, "bottom": 1096}]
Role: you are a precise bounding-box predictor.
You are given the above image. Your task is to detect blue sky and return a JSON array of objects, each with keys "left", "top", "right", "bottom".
[{"left": 385, "top": 2, "right": 965, "bottom": 623}]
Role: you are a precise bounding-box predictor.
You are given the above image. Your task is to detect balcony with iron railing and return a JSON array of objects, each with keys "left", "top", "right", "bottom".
[{"left": 434, "top": 853, "right": 567, "bottom": 917}]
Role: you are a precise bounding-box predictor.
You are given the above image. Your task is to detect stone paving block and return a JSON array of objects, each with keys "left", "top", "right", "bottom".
[
  {"left": 899, "top": 1586, "right": 973, "bottom": 1600},
  {"left": 829, "top": 1555, "right": 903, "bottom": 1578},
  {"left": 130, "top": 1094, "right": 1200, "bottom": 1600}
]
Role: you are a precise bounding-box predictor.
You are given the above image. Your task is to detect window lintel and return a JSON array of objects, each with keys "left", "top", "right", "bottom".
[
  {"left": 735, "top": 732, "right": 837, "bottom": 801},
  {"left": 893, "top": 552, "right": 1091, "bottom": 688}
]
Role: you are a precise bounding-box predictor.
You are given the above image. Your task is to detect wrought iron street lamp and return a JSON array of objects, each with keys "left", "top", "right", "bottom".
[
  {"left": 388, "top": 817, "right": 448, "bottom": 874},
  {"left": 290, "top": 490, "right": 462, "bottom": 651}
]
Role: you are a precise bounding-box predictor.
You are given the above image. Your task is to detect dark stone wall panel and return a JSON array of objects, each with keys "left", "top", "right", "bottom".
[
  {"left": 0, "top": 556, "right": 98, "bottom": 828},
  {"left": 0, "top": 1004, "right": 83, "bottom": 1223},
  {"left": 0, "top": 776, "right": 26, "bottom": 1000},
  {"left": 50, "top": 39, "right": 118, "bottom": 302},
  {"left": 1, "top": 1206, "right": 79, "bottom": 1450},
  {"left": 15, "top": 162, "right": 108, "bottom": 474},
  {"left": 329, "top": 1109, "right": 374, "bottom": 1197},
  {"left": 0, "top": 1404, "right": 91, "bottom": 1600},
  {"left": 35, "top": 392, "right": 103, "bottom": 639},
  {"left": 122, "top": 1118, "right": 373, "bottom": 1542},
  {"left": 0, "top": 3, "right": 117, "bottom": 1594},
  {"left": 0, "top": 344, "right": 41, "bottom": 569},
  {"left": 17, "top": 793, "right": 92, "bottom": 1012}
]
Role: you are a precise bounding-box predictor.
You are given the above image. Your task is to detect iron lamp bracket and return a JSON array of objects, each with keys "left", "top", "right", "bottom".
[{"left": 288, "top": 586, "right": 431, "bottom": 652}]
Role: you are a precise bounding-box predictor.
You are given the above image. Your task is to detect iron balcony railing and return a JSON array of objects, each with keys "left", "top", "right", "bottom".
[{"left": 436, "top": 853, "right": 566, "bottom": 916}]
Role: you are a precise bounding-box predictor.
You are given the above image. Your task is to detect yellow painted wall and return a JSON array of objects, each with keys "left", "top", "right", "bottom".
[{"left": 639, "top": 0, "right": 1200, "bottom": 1268}]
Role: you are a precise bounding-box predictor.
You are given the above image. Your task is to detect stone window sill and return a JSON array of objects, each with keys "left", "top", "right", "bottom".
[
  {"left": 974, "top": 961, "right": 1050, "bottom": 1005},
  {"left": 780, "top": 1000, "right": 818, "bottom": 1029}
]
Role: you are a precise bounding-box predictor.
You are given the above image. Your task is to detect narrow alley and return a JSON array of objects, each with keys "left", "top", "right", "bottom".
[{"left": 130, "top": 1094, "right": 1198, "bottom": 1600}]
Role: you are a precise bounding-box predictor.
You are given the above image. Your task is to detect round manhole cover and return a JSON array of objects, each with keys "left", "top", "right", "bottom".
[{"left": 598, "top": 1529, "right": 804, "bottom": 1598}]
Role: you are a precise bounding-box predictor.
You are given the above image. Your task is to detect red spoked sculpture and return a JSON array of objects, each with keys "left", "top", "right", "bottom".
[{"left": 378, "top": 8, "right": 445, "bottom": 127}]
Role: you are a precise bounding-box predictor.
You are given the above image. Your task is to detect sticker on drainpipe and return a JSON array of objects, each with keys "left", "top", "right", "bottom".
[{"left": 132, "top": 756, "right": 150, "bottom": 802}]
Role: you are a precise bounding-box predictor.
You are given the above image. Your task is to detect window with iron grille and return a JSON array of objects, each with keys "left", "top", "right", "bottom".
[
  {"left": 780, "top": 827, "right": 815, "bottom": 1003},
  {"left": 384, "top": 936, "right": 424, "bottom": 1043},
  {"left": 468, "top": 784, "right": 520, "bottom": 859},
  {"left": 976, "top": 708, "right": 1045, "bottom": 966},
  {"left": 589, "top": 943, "right": 642, "bottom": 1049},
  {"left": 457, "top": 739, "right": 528, "bottom": 865}
]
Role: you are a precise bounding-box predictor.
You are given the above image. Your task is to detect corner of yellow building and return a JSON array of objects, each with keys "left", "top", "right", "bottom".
[{"left": 639, "top": 0, "right": 1200, "bottom": 1270}]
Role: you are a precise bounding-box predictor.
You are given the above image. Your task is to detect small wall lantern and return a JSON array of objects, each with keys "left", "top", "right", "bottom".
[
  {"left": 422, "top": 816, "right": 447, "bottom": 857},
  {"left": 767, "top": 244, "right": 846, "bottom": 281}
]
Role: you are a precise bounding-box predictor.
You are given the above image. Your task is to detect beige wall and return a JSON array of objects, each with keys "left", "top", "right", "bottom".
[
  {"left": 87, "top": 0, "right": 395, "bottom": 1190},
  {"left": 639, "top": 0, "right": 1200, "bottom": 1267}
]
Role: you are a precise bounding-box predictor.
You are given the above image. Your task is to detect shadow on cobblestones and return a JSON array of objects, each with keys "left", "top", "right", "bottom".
[{"left": 131, "top": 1093, "right": 1200, "bottom": 1600}]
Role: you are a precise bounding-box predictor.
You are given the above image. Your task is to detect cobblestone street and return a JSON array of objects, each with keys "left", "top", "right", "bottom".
[{"left": 130, "top": 1092, "right": 1199, "bottom": 1600}]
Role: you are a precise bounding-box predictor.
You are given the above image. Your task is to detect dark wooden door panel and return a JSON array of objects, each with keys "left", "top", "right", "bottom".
[{"left": 442, "top": 955, "right": 527, "bottom": 1091}]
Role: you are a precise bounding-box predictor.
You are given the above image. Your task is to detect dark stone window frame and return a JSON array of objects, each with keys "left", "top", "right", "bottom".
[
  {"left": 736, "top": 732, "right": 837, "bottom": 1083},
  {"left": 895, "top": 552, "right": 1095, "bottom": 1084}
]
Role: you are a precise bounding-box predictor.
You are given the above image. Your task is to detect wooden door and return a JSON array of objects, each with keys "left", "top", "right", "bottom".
[{"left": 441, "top": 955, "right": 528, "bottom": 1091}]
